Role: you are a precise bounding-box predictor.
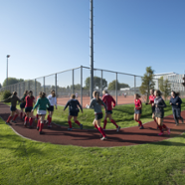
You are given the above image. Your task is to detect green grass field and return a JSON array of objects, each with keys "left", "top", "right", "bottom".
[{"left": 1, "top": 100, "right": 185, "bottom": 184}]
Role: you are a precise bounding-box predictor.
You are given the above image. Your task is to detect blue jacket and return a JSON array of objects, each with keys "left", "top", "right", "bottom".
[{"left": 169, "top": 96, "right": 182, "bottom": 109}]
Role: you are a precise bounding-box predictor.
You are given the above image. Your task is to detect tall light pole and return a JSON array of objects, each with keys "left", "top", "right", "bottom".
[
  {"left": 6, "top": 55, "right": 10, "bottom": 86},
  {"left": 90, "top": 0, "right": 94, "bottom": 98}
]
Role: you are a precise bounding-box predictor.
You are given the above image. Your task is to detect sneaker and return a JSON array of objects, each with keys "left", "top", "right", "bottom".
[
  {"left": 80, "top": 124, "right": 83, "bottom": 130},
  {"left": 67, "top": 128, "right": 72, "bottom": 131},
  {"left": 157, "top": 126, "right": 159, "bottom": 130},
  {"left": 167, "top": 128, "right": 170, "bottom": 135},
  {"left": 101, "top": 137, "right": 107, "bottom": 141},
  {"left": 175, "top": 121, "right": 179, "bottom": 126},
  {"left": 37, "top": 127, "right": 39, "bottom": 130},
  {"left": 139, "top": 126, "right": 144, "bottom": 129},
  {"left": 117, "top": 126, "right": 121, "bottom": 132},
  {"left": 39, "top": 131, "right": 44, "bottom": 135},
  {"left": 158, "top": 132, "right": 164, "bottom": 136},
  {"left": 6, "top": 122, "right": 11, "bottom": 125},
  {"left": 47, "top": 125, "right": 52, "bottom": 129},
  {"left": 12, "top": 120, "right": 16, "bottom": 123},
  {"left": 181, "top": 118, "right": 184, "bottom": 124},
  {"left": 24, "top": 122, "right": 27, "bottom": 127}
]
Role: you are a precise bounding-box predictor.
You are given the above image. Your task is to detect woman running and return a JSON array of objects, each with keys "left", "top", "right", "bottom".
[
  {"left": 170, "top": 91, "right": 184, "bottom": 126},
  {"left": 32, "top": 92, "right": 50, "bottom": 134},
  {"left": 20, "top": 90, "right": 28, "bottom": 120},
  {"left": 134, "top": 94, "right": 144, "bottom": 129},
  {"left": 102, "top": 90, "right": 120, "bottom": 132},
  {"left": 47, "top": 90, "right": 57, "bottom": 128},
  {"left": 153, "top": 90, "right": 170, "bottom": 136},
  {"left": 24, "top": 91, "right": 35, "bottom": 128},
  {"left": 63, "top": 94, "right": 83, "bottom": 130},
  {"left": 3, "top": 91, "right": 21, "bottom": 125},
  {"left": 89, "top": 91, "right": 107, "bottom": 140},
  {"left": 146, "top": 89, "right": 158, "bottom": 129}
]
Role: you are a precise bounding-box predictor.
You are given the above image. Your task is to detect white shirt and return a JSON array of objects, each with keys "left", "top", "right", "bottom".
[{"left": 47, "top": 94, "right": 57, "bottom": 107}]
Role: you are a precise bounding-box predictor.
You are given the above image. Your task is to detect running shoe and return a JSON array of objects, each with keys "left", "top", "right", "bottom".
[
  {"left": 181, "top": 118, "right": 184, "bottom": 124},
  {"left": 175, "top": 121, "right": 179, "bottom": 126},
  {"left": 47, "top": 125, "right": 52, "bottom": 129},
  {"left": 80, "top": 124, "right": 83, "bottom": 130},
  {"left": 167, "top": 128, "right": 170, "bottom": 135},
  {"left": 39, "top": 131, "right": 44, "bottom": 135},
  {"left": 158, "top": 132, "right": 164, "bottom": 136},
  {"left": 37, "top": 127, "right": 39, "bottom": 130},
  {"left": 117, "top": 126, "right": 121, "bottom": 132},
  {"left": 139, "top": 126, "right": 144, "bottom": 129},
  {"left": 67, "top": 128, "right": 72, "bottom": 131},
  {"left": 6, "top": 122, "right": 11, "bottom": 125},
  {"left": 101, "top": 137, "right": 107, "bottom": 141},
  {"left": 12, "top": 120, "right": 16, "bottom": 123}
]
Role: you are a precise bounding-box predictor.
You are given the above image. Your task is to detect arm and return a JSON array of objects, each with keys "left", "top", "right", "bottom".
[
  {"left": 2, "top": 96, "right": 12, "bottom": 102},
  {"left": 63, "top": 101, "right": 69, "bottom": 111},
  {"left": 47, "top": 99, "right": 51, "bottom": 108},
  {"left": 77, "top": 100, "right": 83, "bottom": 112},
  {"left": 157, "top": 99, "right": 167, "bottom": 108},
  {"left": 178, "top": 97, "right": 182, "bottom": 105},
  {"left": 111, "top": 96, "right": 116, "bottom": 107},
  {"left": 89, "top": 99, "right": 94, "bottom": 109},
  {"left": 33, "top": 99, "right": 40, "bottom": 110},
  {"left": 101, "top": 100, "right": 107, "bottom": 110}
]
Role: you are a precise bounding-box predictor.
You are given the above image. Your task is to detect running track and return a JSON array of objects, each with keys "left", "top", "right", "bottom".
[{"left": 0, "top": 102, "right": 185, "bottom": 147}]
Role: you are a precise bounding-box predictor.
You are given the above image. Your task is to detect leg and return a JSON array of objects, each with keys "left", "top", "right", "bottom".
[
  {"left": 136, "top": 114, "right": 143, "bottom": 129},
  {"left": 29, "top": 111, "right": 33, "bottom": 127},
  {"left": 12, "top": 109, "right": 19, "bottom": 122},
  {"left": 108, "top": 114, "right": 120, "bottom": 131},
  {"left": 68, "top": 115, "right": 73, "bottom": 130},
  {"left": 37, "top": 115, "right": 41, "bottom": 130},
  {"left": 74, "top": 116, "right": 83, "bottom": 129},
  {"left": 103, "top": 114, "right": 108, "bottom": 129},
  {"left": 6, "top": 111, "right": 14, "bottom": 124},
  {"left": 95, "top": 119, "right": 107, "bottom": 139},
  {"left": 24, "top": 112, "right": 29, "bottom": 126},
  {"left": 173, "top": 109, "right": 178, "bottom": 125},
  {"left": 39, "top": 115, "right": 45, "bottom": 134}
]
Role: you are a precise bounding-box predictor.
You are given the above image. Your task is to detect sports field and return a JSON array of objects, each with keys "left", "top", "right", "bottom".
[{"left": 1, "top": 100, "right": 185, "bottom": 184}]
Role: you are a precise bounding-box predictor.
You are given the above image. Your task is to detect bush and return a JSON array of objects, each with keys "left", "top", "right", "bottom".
[{"left": 2, "top": 90, "right": 12, "bottom": 102}]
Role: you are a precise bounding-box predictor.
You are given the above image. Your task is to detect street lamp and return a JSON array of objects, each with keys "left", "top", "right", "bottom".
[{"left": 6, "top": 55, "right": 10, "bottom": 87}]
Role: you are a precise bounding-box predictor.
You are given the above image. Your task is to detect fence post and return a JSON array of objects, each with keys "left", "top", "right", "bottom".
[
  {"left": 116, "top": 72, "right": 118, "bottom": 104},
  {"left": 134, "top": 76, "right": 136, "bottom": 94},
  {"left": 43, "top": 77, "right": 45, "bottom": 92},
  {"left": 55, "top": 73, "right": 57, "bottom": 97},
  {"left": 72, "top": 69, "right": 74, "bottom": 94},
  {"left": 19, "top": 83, "right": 20, "bottom": 97},
  {"left": 80, "top": 66, "right": 83, "bottom": 106},
  {"left": 35, "top": 79, "right": 37, "bottom": 98},
  {"left": 101, "top": 70, "right": 103, "bottom": 93},
  {"left": 28, "top": 80, "right": 30, "bottom": 90}
]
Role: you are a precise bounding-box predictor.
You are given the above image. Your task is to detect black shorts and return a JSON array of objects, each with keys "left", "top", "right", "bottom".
[
  {"left": 135, "top": 109, "right": 142, "bottom": 114},
  {"left": 95, "top": 113, "right": 103, "bottom": 120},
  {"left": 10, "top": 106, "right": 16, "bottom": 112},
  {"left": 155, "top": 112, "right": 164, "bottom": 118},
  {"left": 106, "top": 110, "right": 112, "bottom": 114},
  {"left": 20, "top": 102, "right": 26, "bottom": 109},
  {"left": 25, "top": 107, "right": 33, "bottom": 113},
  {"left": 47, "top": 106, "right": 54, "bottom": 112},
  {"left": 152, "top": 106, "right": 155, "bottom": 113},
  {"left": 69, "top": 110, "right": 78, "bottom": 117}
]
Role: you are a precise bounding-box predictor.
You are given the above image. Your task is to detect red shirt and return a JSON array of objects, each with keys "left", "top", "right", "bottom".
[
  {"left": 135, "top": 99, "right": 142, "bottom": 110},
  {"left": 149, "top": 95, "right": 156, "bottom": 105},
  {"left": 102, "top": 94, "right": 116, "bottom": 111},
  {"left": 25, "top": 96, "right": 35, "bottom": 107}
]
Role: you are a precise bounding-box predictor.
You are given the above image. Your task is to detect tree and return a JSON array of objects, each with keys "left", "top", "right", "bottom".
[
  {"left": 108, "top": 80, "right": 129, "bottom": 90},
  {"left": 158, "top": 77, "right": 171, "bottom": 100},
  {"left": 84, "top": 76, "right": 107, "bottom": 90},
  {"left": 70, "top": 84, "right": 81, "bottom": 90},
  {"left": 3, "top": 77, "right": 24, "bottom": 87},
  {"left": 0, "top": 83, "right": 2, "bottom": 88},
  {"left": 139, "top": 66, "right": 155, "bottom": 102}
]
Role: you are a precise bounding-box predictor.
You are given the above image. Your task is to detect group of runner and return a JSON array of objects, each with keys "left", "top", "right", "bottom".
[{"left": 2, "top": 88, "right": 184, "bottom": 140}]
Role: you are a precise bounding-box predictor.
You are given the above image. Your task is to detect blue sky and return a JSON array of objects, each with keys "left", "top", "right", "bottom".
[{"left": 0, "top": 0, "right": 185, "bottom": 86}]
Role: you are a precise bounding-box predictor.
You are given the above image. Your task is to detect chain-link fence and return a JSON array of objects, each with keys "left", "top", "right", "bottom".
[{"left": 1, "top": 66, "right": 185, "bottom": 107}]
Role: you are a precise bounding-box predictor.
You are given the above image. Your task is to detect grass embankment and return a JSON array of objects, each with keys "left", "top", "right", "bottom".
[
  {"left": 6, "top": 98, "right": 185, "bottom": 129},
  {"left": 1, "top": 117, "right": 185, "bottom": 185}
]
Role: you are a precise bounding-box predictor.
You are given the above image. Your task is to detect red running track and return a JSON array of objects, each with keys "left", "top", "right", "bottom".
[{"left": 0, "top": 102, "right": 185, "bottom": 147}]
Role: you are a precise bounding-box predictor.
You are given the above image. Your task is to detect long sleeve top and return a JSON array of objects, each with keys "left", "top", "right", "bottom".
[
  {"left": 102, "top": 94, "right": 116, "bottom": 111},
  {"left": 63, "top": 99, "right": 82, "bottom": 112},
  {"left": 47, "top": 94, "right": 57, "bottom": 107},
  {"left": 89, "top": 98, "right": 107, "bottom": 114},
  {"left": 33, "top": 97, "right": 50, "bottom": 111},
  {"left": 154, "top": 96, "right": 166, "bottom": 114},
  {"left": 4, "top": 95, "right": 21, "bottom": 107},
  {"left": 170, "top": 96, "right": 182, "bottom": 109}
]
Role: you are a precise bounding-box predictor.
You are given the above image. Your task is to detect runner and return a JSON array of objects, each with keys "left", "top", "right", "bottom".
[
  {"left": 170, "top": 91, "right": 184, "bottom": 125},
  {"left": 153, "top": 90, "right": 170, "bottom": 136},
  {"left": 63, "top": 94, "right": 83, "bottom": 130},
  {"left": 2, "top": 91, "right": 21, "bottom": 125},
  {"left": 146, "top": 89, "right": 158, "bottom": 129},
  {"left": 19, "top": 90, "right": 28, "bottom": 120},
  {"left": 24, "top": 91, "right": 35, "bottom": 128},
  {"left": 32, "top": 92, "right": 50, "bottom": 134},
  {"left": 89, "top": 91, "right": 107, "bottom": 140},
  {"left": 102, "top": 90, "right": 120, "bottom": 132},
  {"left": 47, "top": 90, "right": 57, "bottom": 128},
  {"left": 134, "top": 94, "right": 144, "bottom": 129}
]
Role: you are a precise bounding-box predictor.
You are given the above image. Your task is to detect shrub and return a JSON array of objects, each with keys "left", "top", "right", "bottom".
[{"left": 2, "top": 90, "right": 12, "bottom": 102}]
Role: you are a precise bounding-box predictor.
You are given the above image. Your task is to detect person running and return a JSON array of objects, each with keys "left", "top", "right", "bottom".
[
  {"left": 32, "top": 92, "right": 50, "bottom": 134},
  {"left": 47, "top": 90, "right": 57, "bottom": 128},
  {"left": 2, "top": 91, "right": 21, "bottom": 125},
  {"left": 102, "top": 90, "right": 120, "bottom": 132},
  {"left": 89, "top": 91, "right": 107, "bottom": 140},
  {"left": 63, "top": 94, "right": 83, "bottom": 130},
  {"left": 153, "top": 90, "right": 170, "bottom": 136},
  {"left": 146, "top": 89, "right": 158, "bottom": 129},
  {"left": 134, "top": 94, "right": 144, "bottom": 129},
  {"left": 20, "top": 90, "right": 28, "bottom": 120},
  {"left": 24, "top": 91, "right": 35, "bottom": 128},
  {"left": 170, "top": 91, "right": 184, "bottom": 126}
]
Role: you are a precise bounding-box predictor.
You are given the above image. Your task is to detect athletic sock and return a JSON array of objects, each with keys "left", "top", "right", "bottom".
[
  {"left": 24, "top": 116, "right": 29, "bottom": 123},
  {"left": 162, "top": 124, "right": 167, "bottom": 129},
  {"left": 29, "top": 118, "right": 33, "bottom": 126},
  {"left": 111, "top": 119, "right": 118, "bottom": 128},
  {"left": 6, "top": 116, "right": 13, "bottom": 123},
  {"left": 75, "top": 120, "right": 80, "bottom": 126},
  {"left": 94, "top": 125, "right": 98, "bottom": 130},
  {"left": 68, "top": 121, "right": 72, "bottom": 128},
  {"left": 39, "top": 122, "right": 44, "bottom": 132},
  {"left": 103, "top": 120, "right": 107, "bottom": 129},
  {"left": 36, "top": 114, "right": 39, "bottom": 120},
  {"left": 98, "top": 127, "right": 106, "bottom": 137},
  {"left": 37, "top": 120, "right": 40, "bottom": 128},
  {"left": 20, "top": 112, "right": 23, "bottom": 119},
  {"left": 47, "top": 115, "right": 51, "bottom": 125},
  {"left": 13, "top": 114, "right": 18, "bottom": 121},
  {"left": 158, "top": 125, "right": 163, "bottom": 132},
  {"left": 138, "top": 120, "right": 143, "bottom": 127}
]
